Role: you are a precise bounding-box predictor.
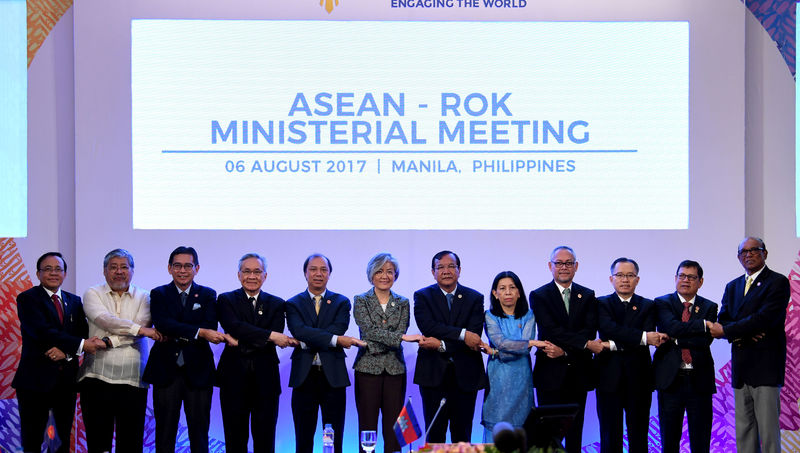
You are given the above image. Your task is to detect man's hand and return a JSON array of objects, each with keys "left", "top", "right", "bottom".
[
  {"left": 45, "top": 347, "right": 66, "bottom": 361},
  {"left": 138, "top": 326, "right": 164, "bottom": 342},
  {"left": 336, "top": 336, "right": 367, "bottom": 349},
  {"left": 586, "top": 339, "right": 604, "bottom": 354},
  {"left": 83, "top": 336, "right": 107, "bottom": 354},
  {"left": 269, "top": 331, "right": 294, "bottom": 348},
  {"left": 543, "top": 342, "right": 565, "bottom": 358},
  {"left": 198, "top": 328, "right": 227, "bottom": 344},
  {"left": 418, "top": 336, "right": 442, "bottom": 350},
  {"left": 708, "top": 322, "right": 725, "bottom": 339},
  {"left": 479, "top": 342, "right": 495, "bottom": 356},
  {"left": 464, "top": 331, "right": 482, "bottom": 351},
  {"left": 402, "top": 334, "right": 422, "bottom": 343},
  {"left": 645, "top": 331, "right": 668, "bottom": 347},
  {"left": 222, "top": 333, "right": 238, "bottom": 347},
  {"left": 751, "top": 332, "right": 766, "bottom": 342}
]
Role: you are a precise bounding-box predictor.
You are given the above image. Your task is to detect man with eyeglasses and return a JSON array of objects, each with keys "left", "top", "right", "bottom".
[
  {"left": 13, "top": 252, "right": 102, "bottom": 453},
  {"left": 79, "top": 248, "right": 158, "bottom": 453},
  {"left": 216, "top": 253, "right": 298, "bottom": 453},
  {"left": 594, "top": 257, "right": 664, "bottom": 453},
  {"left": 710, "top": 237, "right": 789, "bottom": 453},
  {"left": 144, "top": 246, "right": 236, "bottom": 453},
  {"left": 530, "top": 245, "right": 601, "bottom": 453},
  {"left": 413, "top": 250, "right": 487, "bottom": 443},
  {"left": 653, "top": 260, "right": 717, "bottom": 453},
  {"left": 286, "top": 253, "right": 364, "bottom": 453}
]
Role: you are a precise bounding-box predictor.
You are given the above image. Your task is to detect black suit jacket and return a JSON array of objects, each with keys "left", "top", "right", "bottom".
[
  {"left": 530, "top": 281, "right": 597, "bottom": 392},
  {"left": 143, "top": 282, "right": 218, "bottom": 388},
  {"left": 216, "top": 288, "right": 286, "bottom": 394},
  {"left": 285, "top": 290, "right": 351, "bottom": 389},
  {"left": 718, "top": 266, "right": 789, "bottom": 388},
  {"left": 594, "top": 293, "right": 655, "bottom": 393},
  {"left": 13, "top": 286, "right": 88, "bottom": 392},
  {"left": 412, "top": 283, "right": 487, "bottom": 391},
  {"left": 653, "top": 292, "right": 717, "bottom": 394}
]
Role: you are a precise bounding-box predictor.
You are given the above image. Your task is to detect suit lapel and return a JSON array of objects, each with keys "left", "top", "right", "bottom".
[
  {"left": 237, "top": 288, "right": 255, "bottom": 323},
  {"left": 550, "top": 282, "right": 569, "bottom": 324}
]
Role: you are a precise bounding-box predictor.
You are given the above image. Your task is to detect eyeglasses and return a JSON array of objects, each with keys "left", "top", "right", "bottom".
[
  {"left": 240, "top": 269, "right": 264, "bottom": 276},
  {"left": 551, "top": 261, "right": 576, "bottom": 269},
  {"left": 676, "top": 273, "right": 699, "bottom": 281},
  {"left": 612, "top": 273, "right": 637, "bottom": 280},
  {"left": 107, "top": 264, "right": 131, "bottom": 272},
  {"left": 434, "top": 264, "right": 458, "bottom": 271},
  {"left": 738, "top": 247, "right": 765, "bottom": 257},
  {"left": 39, "top": 266, "right": 64, "bottom": 274},
  {"left": 170, "top": 263, "right": 196, "bottom": 271}
]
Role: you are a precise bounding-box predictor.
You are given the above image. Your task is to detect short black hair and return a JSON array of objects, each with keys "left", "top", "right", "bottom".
[
  {"left": 489, "top": 271, "right": 528, "bottom": 319},
  {"left": 431, "top": 250, "right": 460, "bottom": 269},
  {"left": 169, "top": 246, "right": 198, "bottom": 266},
  {"left": 303, "top": 253, "right": 332, "bottom": 273},
  {"left": 676, "top": 260, "right": 703, "bottom": 279},
  {"left": 37, "top": 252, "right": 66, "bottom": 273},
  {"left": 610, "top": 257, "right": 639, "bottom": 275}
]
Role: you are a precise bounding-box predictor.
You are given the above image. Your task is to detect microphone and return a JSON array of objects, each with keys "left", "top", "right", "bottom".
[{"left": 422, "top": 398, "right": 447, "bottom": 444}]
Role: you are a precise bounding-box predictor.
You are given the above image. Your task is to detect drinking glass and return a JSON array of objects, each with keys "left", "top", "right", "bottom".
[{"left": 360, "top": 430, "right": 377, "bottom": 453}]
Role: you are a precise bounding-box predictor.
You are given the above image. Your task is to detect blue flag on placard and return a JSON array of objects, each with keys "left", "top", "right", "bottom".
[
  {"left": 43, "top": 409, "right": 61, "bottom": 452},
  {"left": 393, "top": 398, "right": 422, "bottom": 447}
]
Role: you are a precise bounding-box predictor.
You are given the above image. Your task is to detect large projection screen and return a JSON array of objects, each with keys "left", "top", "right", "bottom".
[{"left": 74, "top": 0, "right": 746, "bottom": 450}]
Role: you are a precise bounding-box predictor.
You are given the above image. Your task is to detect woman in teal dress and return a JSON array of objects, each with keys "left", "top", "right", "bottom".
[{"left": 481, "top": 271, "right": 547, "bottom": 442}]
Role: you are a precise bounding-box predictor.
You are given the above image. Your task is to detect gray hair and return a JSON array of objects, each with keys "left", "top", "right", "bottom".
[
  {"left": 366, "top": 252, "right": 399, "bottom": 283},
  {"left": 103, "top": 248, "right": 134, "bottom": 269},
  {"left": 739, "top": 236, "right": 767, "bottom": 253},
  {"left": 238, "top": 253, "right": 267, "bottom": 272},
  {"left": 550, "top": 245, "right": 577, "bottom": 262}
]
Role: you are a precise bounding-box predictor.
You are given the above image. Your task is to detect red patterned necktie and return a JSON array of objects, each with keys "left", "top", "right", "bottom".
[
  {"left": 52, "top": 294, "right": 64, "bottom": 324},
  {"left": 681, "top": 302, "right": 692, "bottom": 364}
]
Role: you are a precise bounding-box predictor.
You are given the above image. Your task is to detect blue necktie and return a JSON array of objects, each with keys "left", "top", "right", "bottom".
[{"left": 446, "top": 293, "right": 454, "bottom": 311}]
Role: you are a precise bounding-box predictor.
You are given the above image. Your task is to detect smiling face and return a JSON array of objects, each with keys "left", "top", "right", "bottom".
[
  {"left": 549, "top": 248, "right": 578, "bottom": 286},
  {"left": 610, "top": 261, "right": 639, "bottom": 299},
  {"left": 238, "top": 257, "right": 266, "bottom": 294},
  {"left": 37, "top": 255, "right": 66, "bottom": 292},
  {"left": 492, "top": 277, "right": 520, "bottom": 315},
  {"left": 675, "top": 265, "right": 703, "bottom": 299},
  {"left": 432, "top": 253, "right": 460, "bottom": 293},
  {"left": 371, "top": 261, "right": 396, "bottom": 292},
  {"left": 104, "top": 256, "right": 133, "bottom": 293},
  {"left": 305, "top": 256, "right": 330, "bottom": 295},
  {"left": 168, "top": 253, "right": 198, "bottom": 291}
]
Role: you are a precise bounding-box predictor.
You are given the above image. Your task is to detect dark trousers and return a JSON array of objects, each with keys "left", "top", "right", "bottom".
[
  {"left": 419, "top": 364, "right": 478, "bottom": 444},
  {"left": 596, "top": 387, "right": 651, "bottom": 453},
  {"left": 80, "top": 378, "right": 148, "bottom": 453},
  {"left": 658, "top": 371, "right": 712, "bottom": 453},
  {"left": 536, "top": 372, "right": 588, "bottom": 453},
  {"left": 152, "top": 368, "right": 212, "bottom": 453},
  {"left": 219, "top": 368, "right": 279, "bottom": 453},
  {"left": 291, "top": 366, "right": 346, "bottom": 453},
  {"left": 17, "top": 386, "right": 76, "bottom": 453},
  {"left": 355, "top": 371, "right": 406, "bottom": 453}
]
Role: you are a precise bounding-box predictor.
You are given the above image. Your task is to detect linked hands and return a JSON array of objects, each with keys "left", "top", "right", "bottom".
[
  {"left": 646, "top": 331, "right": 670, "bottom": 347},
  {"left": 269, "top": 331, "right": 300, "bottom": 348},
  {"left": 336, "top": 335, "right": 367, "bottom": 349},
  {"left": 138, "top": 326, "right": 165, "bottom": 342},
  {"left": 402, "top": 334, "right": 422, "bottom": 342},
  {"left": 198, "top": 328, "right": 239, "bottom": 346},
  {"left": 707, "top": 321, "right": 725, "bottom": 339},
  {"left": 82, "top": 336, "right": 107, "bottom": 354}
]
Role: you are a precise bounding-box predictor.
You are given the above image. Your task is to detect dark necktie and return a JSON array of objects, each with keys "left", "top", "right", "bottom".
[
  {"left": 177, "top": 292, "right": 188, "bottom": 366},
  {"left": 681, "top": 302, "right": 692, "bottom": 364},
  {"left": 51, "top": 294, "right": 64, "bottom": 324},
  {"left": 446, "top": 293, "right": 454, "bottom": 311},
  {"left": 180, "top": 291, "right": 188, "bottom": 307},
  {"left": 249, "top": 296, "right": 256, "bottom": 314}
]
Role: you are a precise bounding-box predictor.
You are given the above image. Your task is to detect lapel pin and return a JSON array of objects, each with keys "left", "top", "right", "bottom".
[
  {"left": 695, "top": 306, "right": 700, "bottom": 313},
  {"left": 383, "top": 319, "right": 387, "bottom": 324},
  {"left": 258, "top": 310, "right": 263, "bottom": 315},
  {"left": 458, "top": 294, "right": 462, "bottom": 299},
  {"left": 327, "top": 299, "right": 331, "bottom": 304},
  {"left": 632, "top": 305, "right": 637, "bottom": 311},
  {"left": 757, "top": 282, "right": 761, "bottom": 287},
  {"left": 194, "top": 293, "right": 198, "bottom": 298},
  {"left": 391, "top": 302, "right": 396, "bottom": 307},
  {"left": 577, "top": 294, "right": 582, "bottom": 299}
]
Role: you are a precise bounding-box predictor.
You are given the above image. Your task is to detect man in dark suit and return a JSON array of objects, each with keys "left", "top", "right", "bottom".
[
  {"left": 595, "top": 257, "right": 665, "bottom": 453},
  {"left": 710, "top": 237, "right": 789, "bottom": 453},
  {"left": 217, "top": 253, "right": 298, "bottom": 453},
  {"left": 143, "top": 246, "right": 234, "bottom": 453},
  {"left": 413, "top": 250, "right": 487, "bottom": 443},
  {"left": 530, "top": 245, "right": 603, "bottom": 453},
  {"left": 13, "top": 252, "right": 103, "bottom": 453},
  {"left": 654, "top": 260, "right": 717, "bottom": 453},
  {"left": 286, "top": 253, "right": 365, "bottom": 453}
]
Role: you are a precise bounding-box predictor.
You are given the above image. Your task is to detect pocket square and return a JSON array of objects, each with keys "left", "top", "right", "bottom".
[{"left": 192, "top": 303, "right": 202, "bottom": 311}]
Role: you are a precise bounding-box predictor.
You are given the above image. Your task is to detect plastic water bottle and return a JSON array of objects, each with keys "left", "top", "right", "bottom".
[{"left": 322, "top": 423, "right": 334, "bottom": 453}]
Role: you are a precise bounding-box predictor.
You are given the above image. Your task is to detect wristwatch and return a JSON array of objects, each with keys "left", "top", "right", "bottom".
[{"left": 102, "top": 337, "right": 112, "bottom": 349}]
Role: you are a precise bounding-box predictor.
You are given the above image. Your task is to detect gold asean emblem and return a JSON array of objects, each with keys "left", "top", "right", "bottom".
[{"left": 320, "top": 0, "right": 340, "bottom": 13}]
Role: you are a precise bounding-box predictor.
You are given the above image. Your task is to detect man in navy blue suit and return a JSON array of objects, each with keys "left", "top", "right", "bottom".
[
  {"left": 653, "top": 260, "right": 717, "bottom": 453},
  {"left": 413, "top": 250, "right": 487, "bottom": 443},
  {"left": 13, "top": 252, "right": 103, "bottom": 453},
  {"left": 711, "top": 237, "right": 789, "bottom": 453},
  {"left": 143, "top": 246, "right": 235, "bottom": 453},
  {"left": 286, "top": 253, "right": 365, "bottom": 453},
  {"left": 594, "top": 257, "right": 665, "bottom": 453}
]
